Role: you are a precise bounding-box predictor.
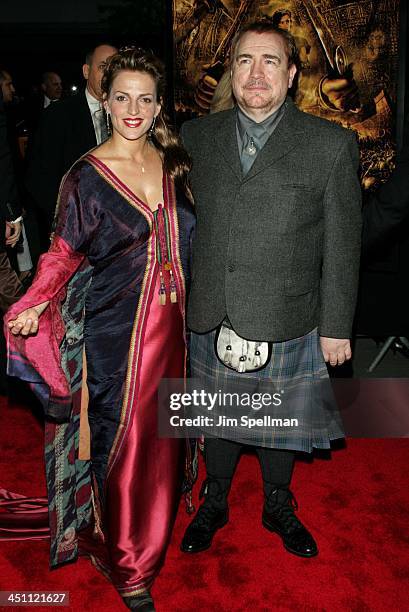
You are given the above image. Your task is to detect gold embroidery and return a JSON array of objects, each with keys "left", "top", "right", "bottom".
[{"left": 78, "top": 347, "right": 90, "bottom": 460}]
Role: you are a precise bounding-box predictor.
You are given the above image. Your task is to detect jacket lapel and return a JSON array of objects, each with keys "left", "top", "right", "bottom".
[
  {"left": 76, "top": 91, "right": 97, "bottom": 149},
  {"left": 212, "top": 109, "right": 242, "bottom": 181},
  {"left": 243, "top": 99, "right": 305, "bottom": 182}
]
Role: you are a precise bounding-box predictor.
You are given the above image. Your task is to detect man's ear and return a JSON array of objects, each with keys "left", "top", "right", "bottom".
[
  {"left": 288, "top": 63, "right": 297, "bottom": 88},
  {"left": 82, "top": 64, "right": 90, "bottom": 80},
  {"left": 41, "top": 83, "right": 46, "bottom": 94}
]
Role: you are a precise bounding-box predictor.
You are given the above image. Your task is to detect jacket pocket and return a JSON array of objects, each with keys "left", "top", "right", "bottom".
[
  {"left": 284, "top": 272, "right": 320, "bottom": 296},
  {"left": 279, "top": 183, "right": 314, "bottom": 192}
]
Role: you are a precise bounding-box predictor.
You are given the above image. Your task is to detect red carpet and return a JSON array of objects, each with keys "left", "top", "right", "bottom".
[{"left": 1, "top": 395, "right": 409, "bottom": 611}]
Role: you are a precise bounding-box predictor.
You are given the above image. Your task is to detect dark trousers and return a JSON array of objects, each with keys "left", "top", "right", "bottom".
[{"left": 204, "top": 437, "right": 295, "bottom": 501}]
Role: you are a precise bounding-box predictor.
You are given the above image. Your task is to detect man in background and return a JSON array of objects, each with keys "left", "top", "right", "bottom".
[
  {"left": 0, "top": 68, "right": 35, "bottom": 279},
  {"left": 0, "top": 69, "right": 23, "bottom": 252},
  {"left": 356, "top": 139, "right": 409, "bottom": 342},
  {"left": 26, "top": 71, "right": 63, "bottom": 134},
  {"left": 41, "top": 71, "right": 63, "bottom": 108},
  {"left": 0, "top": 88, "right": 24, "bottom": 393},
  {"left": 0, "top": 69, "right": 16, "bottom": 106},
  {"left": 25, "top": 43, "right": 117, "bottom": 249}
]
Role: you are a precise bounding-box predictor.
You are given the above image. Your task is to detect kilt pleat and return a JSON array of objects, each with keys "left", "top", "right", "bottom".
[{"left": 189, "top": 326, "right": 344, "bottom": 453}]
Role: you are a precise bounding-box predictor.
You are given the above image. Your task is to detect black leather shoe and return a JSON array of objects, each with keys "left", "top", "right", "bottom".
[
  {"left": 180, "top": 503, "right": 228, "bottom": 553},
  {"left": 131, "top": 603, "right": 155, "bottom": 612},
  {"left": 262, "top": 489, "right": 318, "bottom": 558}
]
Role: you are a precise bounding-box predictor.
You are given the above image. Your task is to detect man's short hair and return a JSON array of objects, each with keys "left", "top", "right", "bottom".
[
  {"left": 230, "top": 21, "right": 298, "bottom": 68},
  {"left": 41, "top": 71, "right": 57, "bottom": 85},
  {"left": 85, "top": 43, "right": 116, "bottom": 66}
]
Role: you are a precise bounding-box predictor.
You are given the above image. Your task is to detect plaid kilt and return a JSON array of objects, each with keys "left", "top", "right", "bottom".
[{"left": 189, "top": 326, "right": 344, "bottom": 453}]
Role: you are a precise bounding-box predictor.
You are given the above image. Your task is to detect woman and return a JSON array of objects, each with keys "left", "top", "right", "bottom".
[
  {"left": 4, "top": 48, "right": 195, "bottom": 611},
  {"left": 271, "top": 9, "right": 311, "bottom": 69}
]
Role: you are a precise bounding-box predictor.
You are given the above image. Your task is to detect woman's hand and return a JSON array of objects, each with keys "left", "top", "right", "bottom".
[{"left": 8, "top": 301, "right": 50, "bottom": 336}]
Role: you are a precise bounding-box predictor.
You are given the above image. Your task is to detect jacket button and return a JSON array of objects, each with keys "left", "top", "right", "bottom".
[{"left": 228, "top": 264, "right": 235, "bottom": 273}]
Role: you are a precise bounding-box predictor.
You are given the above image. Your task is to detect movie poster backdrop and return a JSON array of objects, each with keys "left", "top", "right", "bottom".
[{"left": 173, "top": 0, "right": 401, "bottom": 190}]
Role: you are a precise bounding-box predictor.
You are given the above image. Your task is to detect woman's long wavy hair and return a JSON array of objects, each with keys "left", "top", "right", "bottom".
[{"left": 101, "top": 47, "right": 192, "bottom": 203}]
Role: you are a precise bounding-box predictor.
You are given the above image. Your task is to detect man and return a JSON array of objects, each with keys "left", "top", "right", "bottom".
[
  {"left": 0, "top": 87, "right": 23, "bottom": 297},
  {"left": 180, "top": 22, "right": 361, "bottom": 558},
  {"left": 0, "top": 69, "right": 16, "bottom": 105},
  {"left": 0, "top": 71, "right": 23, "bottom": 251},
  {"left": 25, "top": 43, "right": 117, "bottom": 249},
  {"left": 41, "top": 71, "right": 63, "bottom": 108},
  {"left": 362, "top": 141, "right": 409, "bottom": 256},
  {"left": 356, "top": 139, "right": 409, "bottom": 341},
  {"left": 0, "top": 88, "right": 24, "bottom": 393},
  {"left": 25, "top": 72, "right": 63, "bottom": 135}
]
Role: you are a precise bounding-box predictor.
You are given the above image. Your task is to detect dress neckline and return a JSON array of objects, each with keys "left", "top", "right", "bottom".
[{"left": 85, "top": 153, "right": 166, "bottom": 216}]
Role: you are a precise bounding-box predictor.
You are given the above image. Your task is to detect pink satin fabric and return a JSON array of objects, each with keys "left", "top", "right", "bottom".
[
  {"left": 4, "top": 235, "right": 85, "bottom": 408},
  {"left": 80, "top": 271, "right": 184, "bottom": 594},
  {"left": 0, "top": 489, "right": 49, "bottom": 540}
]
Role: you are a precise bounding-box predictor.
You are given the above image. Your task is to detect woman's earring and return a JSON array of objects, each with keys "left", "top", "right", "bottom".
[
  {"left": 149, "top": 116, "right": 157, "bottom": 139},
  {"left": 106, "top": 111, "right": 111, "bottom": 136}
]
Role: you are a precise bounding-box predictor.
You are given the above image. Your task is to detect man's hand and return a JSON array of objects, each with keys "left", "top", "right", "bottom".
[
  {"left": 320, "top": 337, "right": 351, "bottom": 366},
  {"left": 5, "top": 220, "right": 22, "bottom": 247}
]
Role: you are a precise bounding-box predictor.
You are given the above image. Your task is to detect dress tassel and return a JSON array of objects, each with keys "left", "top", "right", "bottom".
[
  {"left": 155, "top": 205, "right": 177, "bottom": 305},
  {"left": 159, "top": 271, "right": 166, "bottom": 305},
  {"left": 170, "top": 271, "right": 177, "bottom": 303}
]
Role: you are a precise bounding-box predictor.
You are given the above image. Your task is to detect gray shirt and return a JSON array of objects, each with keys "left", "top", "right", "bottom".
[{"left": 236, "top": 100, "right": 287, "bottom": 175}]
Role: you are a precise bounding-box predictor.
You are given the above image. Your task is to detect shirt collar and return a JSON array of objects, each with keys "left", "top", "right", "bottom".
[
  {"left": 236, "top": 99, "right": 287, "bottom": 142},
  {"left": 43, "top": 94, "right": 51, "bottom": 108},
  {"left": 85, "top": 88, "right": 100, "bottom": 110}
]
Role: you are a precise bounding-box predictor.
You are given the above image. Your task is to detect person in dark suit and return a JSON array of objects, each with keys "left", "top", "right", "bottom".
[
  {"left": 40, "top": 71, "right": 63, "bottom": 108},
  {"left": 362, "top": 143, "right": 409, "bottom": 257},
  {"left": 0, "top": 88, "right": 24, "bottom": 393},
  {"left": 0, "top": 70, "right": 23, "bottom": 249},
  {"left": 180, "top": 22, "right": 362, "bottom": 558},
  {"left": 0, "top": 88, "right": 23, "bottom": 302},
  {"left": 356, "top": 141, "right": 409, "bottom": 338},
  {"left": 26, "top": 71, "right": 63, "bottom": 134},
  {"left": 25, "top": 44, "right": 117, "bottom": 250}
]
